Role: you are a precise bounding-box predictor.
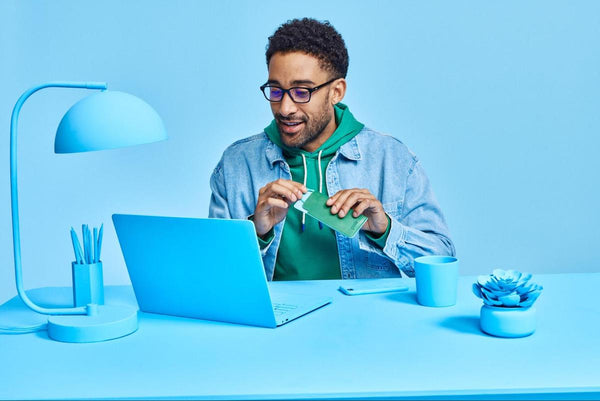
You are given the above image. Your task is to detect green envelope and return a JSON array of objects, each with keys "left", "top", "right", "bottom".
[{"left": 294, "top": 190, "right": 367, "bottom": 238}]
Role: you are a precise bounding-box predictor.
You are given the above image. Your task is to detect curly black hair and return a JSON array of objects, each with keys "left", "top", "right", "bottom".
[{"left": 266, "top": 18, "right": 349, "bottom": 78}]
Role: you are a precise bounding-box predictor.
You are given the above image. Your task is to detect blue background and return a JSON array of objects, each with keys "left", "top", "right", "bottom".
[{"left": 1, "top": 1, "right": 599, "bottom": 303}]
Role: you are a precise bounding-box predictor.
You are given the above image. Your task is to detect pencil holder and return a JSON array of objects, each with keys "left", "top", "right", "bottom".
[{"left": 72, "top": 261, "right": 105, "bottom": 306}]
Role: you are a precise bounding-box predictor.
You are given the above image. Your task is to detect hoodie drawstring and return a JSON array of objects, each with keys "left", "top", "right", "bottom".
[
  {"left": 300, "top": 151, "right": 324, "bottom": 232},
  {"left": 301, "top": 154, "right": 307, "bottom": 232}
]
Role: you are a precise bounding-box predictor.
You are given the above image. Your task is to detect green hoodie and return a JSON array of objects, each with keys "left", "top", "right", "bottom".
[{"left": 263, "top": 103, "right": 364, "bottom": 280}]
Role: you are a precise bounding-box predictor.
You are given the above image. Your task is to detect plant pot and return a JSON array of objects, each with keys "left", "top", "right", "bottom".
[{"left": 479, "top": 305, "right": 536, "bottom": 338}]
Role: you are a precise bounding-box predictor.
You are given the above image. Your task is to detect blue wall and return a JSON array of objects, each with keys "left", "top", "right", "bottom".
[{"left": 1, "top": 1, "right": 599, "bottom": 303}]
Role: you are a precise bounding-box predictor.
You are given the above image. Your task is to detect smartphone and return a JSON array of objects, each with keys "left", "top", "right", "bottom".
[{"left": 338, "top": 279, "right": 409, "bottom": 296}]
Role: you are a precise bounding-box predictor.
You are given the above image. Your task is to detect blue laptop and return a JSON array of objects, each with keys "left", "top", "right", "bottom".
[{"left": 112, "top": 214, "right": 332, "bottom": 328}]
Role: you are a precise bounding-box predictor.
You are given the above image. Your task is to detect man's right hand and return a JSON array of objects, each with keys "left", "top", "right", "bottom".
[{"left": 253, "top": 179, "right": 307, "bottom": 237}]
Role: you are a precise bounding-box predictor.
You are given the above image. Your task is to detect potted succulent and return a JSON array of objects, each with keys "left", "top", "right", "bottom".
[{"left": 472, "top": 269, "right": 543, "bottom": 337}]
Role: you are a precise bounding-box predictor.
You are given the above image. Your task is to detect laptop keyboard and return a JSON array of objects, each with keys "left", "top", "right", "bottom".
[{"left": 272, "top": 302, "right": 298, "bottom": 316}]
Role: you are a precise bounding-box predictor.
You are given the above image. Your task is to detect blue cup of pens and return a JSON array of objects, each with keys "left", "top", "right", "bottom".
[{"left": 70, "top": 224, "right": 104, "bottom": 307}]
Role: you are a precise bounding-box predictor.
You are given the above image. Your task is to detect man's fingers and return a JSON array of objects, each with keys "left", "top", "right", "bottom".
[
  {"left": 326, "top": 192, "right": 340, "bottom": 206},
  {"left": 267, "top": 183, "right": 301, "bottom": 202},
  {"left": 275, "top": 179, "right": 307, "bottom": 195},
  {"left": 352, "top": 198, "right": 378, "bottom": 217},
  {"left": 254, "top": 179, "right": 307, "bottom": 237},
  {"left": 257, "top": 196, "right": 289, "bottom": 212},
  {"left": 335, "top": 191, "right": 375, "bottom": 217},
  {"left": 259, "top": 179, "right": 306, "bottom": 199},
  {"left": 328, "top": 190, "right": 353, "bottom": 213},
  {"left": 265, "top": 197, "right": 289, "bottom": 209},
  {"left": 267, "top": 180, "right": 306, "bottom": 200},
  {"left": 326, "top": 189, "right": 352, "bottom": 206},
  {"left": 327, "top": 188, "right": 370, "bottom": 209}
]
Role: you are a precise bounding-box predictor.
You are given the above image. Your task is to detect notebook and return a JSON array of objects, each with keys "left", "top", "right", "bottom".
[{"left": 112, "top": 214, "right": 332, "bottom": 328}]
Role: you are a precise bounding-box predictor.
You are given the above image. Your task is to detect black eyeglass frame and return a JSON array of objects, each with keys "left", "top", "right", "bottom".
[{"left": 259, "top": 77, "right": 340, "bottom": 103}]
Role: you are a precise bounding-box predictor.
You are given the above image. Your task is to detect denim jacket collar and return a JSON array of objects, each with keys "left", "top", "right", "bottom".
[
  {"left": 265, "top": 139, "right": 285, "bottom": 168},
  {"left": 265, "top": 134, "right": 362, "bottom": 167},
  {"left": 338, "top": 136, "right": 361, "bottom": 161}
]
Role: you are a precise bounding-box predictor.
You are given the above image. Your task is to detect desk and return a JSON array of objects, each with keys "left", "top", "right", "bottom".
[{"left": 1, "top": 274, "right": 599, "bottom": 400}]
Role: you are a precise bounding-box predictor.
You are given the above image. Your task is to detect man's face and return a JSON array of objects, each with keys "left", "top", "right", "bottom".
[{"left": 267, "top": 52, "right": 338, "bottom": 151}]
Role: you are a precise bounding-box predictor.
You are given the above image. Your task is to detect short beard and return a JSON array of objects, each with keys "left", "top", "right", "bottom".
[{"left": 276, "top": 102, "right": 333, "bottom": 150}]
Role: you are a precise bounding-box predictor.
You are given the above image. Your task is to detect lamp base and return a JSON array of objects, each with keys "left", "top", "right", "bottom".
[{"left": 47, "top": 304, "right": 138, "bottom": 343}]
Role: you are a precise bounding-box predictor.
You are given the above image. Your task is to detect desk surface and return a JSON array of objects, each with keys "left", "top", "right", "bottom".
[{"left": 1, "top": 273, "right": 599, "bottom": 400}]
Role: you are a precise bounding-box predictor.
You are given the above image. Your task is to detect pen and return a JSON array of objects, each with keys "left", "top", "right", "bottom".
[
  {"left": 70, "top": 228, "right": 84, "bottom": 264},
  {"left": 70, "top": 228, "right": 78, "bottom": 262},
  {"left": 97, "top": 224, "right": 103, "bottom": 263},
  {"left": 83, "top": 224, "right": 91, "bottom": 264},
  {"left": 87, "top": 225, "right": 93, "bottom": 264},
  {"left": 93, "top": 227, "right": 98, "bottom": 263}
]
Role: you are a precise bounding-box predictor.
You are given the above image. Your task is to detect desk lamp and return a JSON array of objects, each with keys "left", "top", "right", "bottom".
[{"left": 10, "top": 82, "right": 167, "bottom": 342}]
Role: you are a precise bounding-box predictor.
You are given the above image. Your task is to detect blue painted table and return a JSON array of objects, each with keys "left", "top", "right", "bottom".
[{"left": 0, "top": 274, "right": 598, "bottom": 400}]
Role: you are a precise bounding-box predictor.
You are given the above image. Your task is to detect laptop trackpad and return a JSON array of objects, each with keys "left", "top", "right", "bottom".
[{"left": 268, "top": 288, "right": 332, "bottom": 326}]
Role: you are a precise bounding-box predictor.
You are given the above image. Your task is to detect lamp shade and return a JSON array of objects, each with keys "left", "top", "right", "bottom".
[{"left": 55, "top": 91, "right": 167, "bottom": 153}]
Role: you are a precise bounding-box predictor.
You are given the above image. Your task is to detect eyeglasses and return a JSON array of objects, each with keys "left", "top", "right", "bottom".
[{"left": 260, "top": 77, "right": 339, "bottom": 103}]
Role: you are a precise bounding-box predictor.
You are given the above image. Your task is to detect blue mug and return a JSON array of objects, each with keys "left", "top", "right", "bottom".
[{"left": 414, "top": 255, "right": 459, "bottom": 307}]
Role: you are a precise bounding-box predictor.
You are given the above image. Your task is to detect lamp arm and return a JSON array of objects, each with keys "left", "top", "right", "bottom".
[{"left": 10, "top": 82, "right": 107, "bottom": 316}]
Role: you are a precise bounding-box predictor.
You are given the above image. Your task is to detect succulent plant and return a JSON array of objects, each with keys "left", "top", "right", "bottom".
[{"left": 473, "top": 269, "right": 543, "bottom": 308}]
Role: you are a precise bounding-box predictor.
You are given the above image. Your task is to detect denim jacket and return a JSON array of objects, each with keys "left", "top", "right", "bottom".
[{"left": 209, "top": 127, "right": 455, "bottom": 280}]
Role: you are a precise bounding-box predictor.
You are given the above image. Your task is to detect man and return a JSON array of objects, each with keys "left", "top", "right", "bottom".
[{"left": 209, "top": 18, "right": 455, "bottom": 280}]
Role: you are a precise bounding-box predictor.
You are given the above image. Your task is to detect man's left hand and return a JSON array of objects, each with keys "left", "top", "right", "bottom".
[{"left": 326, "top": 188, "right": 389, "bottom": 235}]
